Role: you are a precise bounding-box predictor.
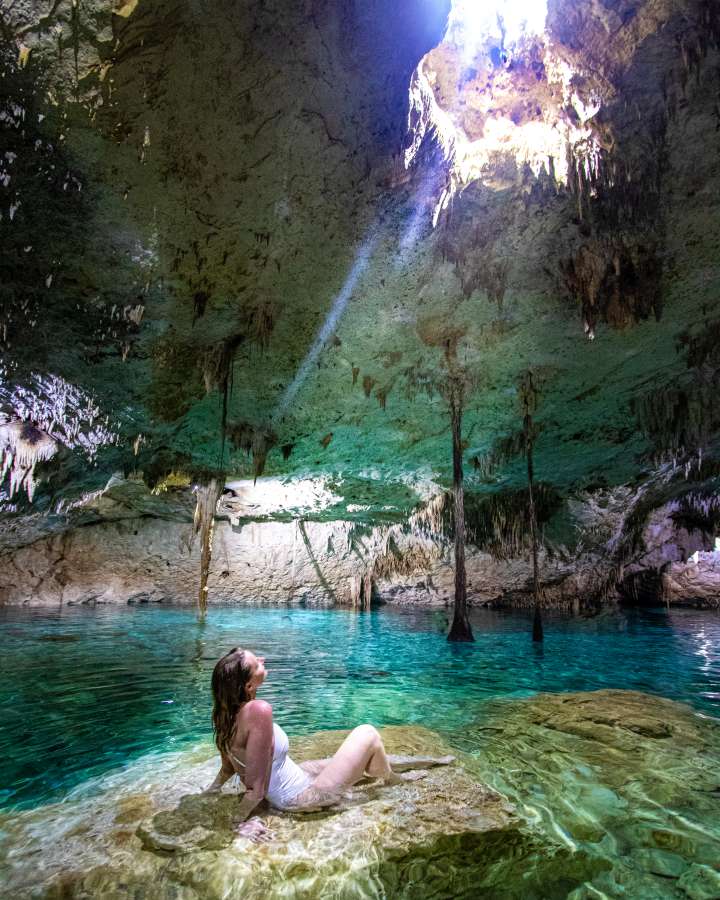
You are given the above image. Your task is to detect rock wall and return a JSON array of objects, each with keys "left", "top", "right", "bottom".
[
  {"left": 2, "top": 475, "right": 719, "bottom": 608},
  {"left": 0, "top": 510, "right": 591, "bottom": 607}
]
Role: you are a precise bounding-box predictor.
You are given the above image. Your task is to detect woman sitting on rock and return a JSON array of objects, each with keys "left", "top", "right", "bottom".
[{"left": 206, "top": 647, "right": 453, "bottom": 841}]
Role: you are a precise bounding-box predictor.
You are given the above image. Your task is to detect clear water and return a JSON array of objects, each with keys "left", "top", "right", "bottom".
[{"left": 1, "top": 603, "right": 719, "bottom": 812}]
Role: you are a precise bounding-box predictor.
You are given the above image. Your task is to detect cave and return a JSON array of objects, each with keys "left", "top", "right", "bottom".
[{"left": 1, "top": 0, "right": 720, "bottom": 897}]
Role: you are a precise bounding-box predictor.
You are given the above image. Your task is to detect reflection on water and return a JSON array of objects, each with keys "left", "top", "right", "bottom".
[{"left": 0, "top": 603, "right": 718, "bottom": 810}]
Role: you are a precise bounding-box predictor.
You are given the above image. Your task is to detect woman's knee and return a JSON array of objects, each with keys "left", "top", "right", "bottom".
[{"left": 353, "top": 724, "right": 380, "bottom": 746}]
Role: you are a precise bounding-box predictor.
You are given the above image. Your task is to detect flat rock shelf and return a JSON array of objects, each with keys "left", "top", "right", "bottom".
[
  {"left": 3, "top": 693, "right": 720, "bottom": 899},
  {"left": 3, "top": 725, "right": 598, "bottom": 900}
]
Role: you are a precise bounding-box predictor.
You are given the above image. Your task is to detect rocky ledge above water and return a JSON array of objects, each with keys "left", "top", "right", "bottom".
[{"left": 3, "top": 472, "right": 720, "bottom": 610}]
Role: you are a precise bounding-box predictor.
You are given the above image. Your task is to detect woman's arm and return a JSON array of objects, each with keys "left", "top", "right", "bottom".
[
  {"left": 233, "top": 700, "right": 274, "bottom": 823},
  {"left": 205, "top": 750, "right": 235, "bottom": 794}
]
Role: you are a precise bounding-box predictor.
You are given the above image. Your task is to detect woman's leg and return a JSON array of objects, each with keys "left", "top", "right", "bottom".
[
  {"left": 299, "top": 753, "right": 454, "bottom": 778},
  {"left": 298, "top": 758, "right": 331, "bottom": 777},
  {"left": 284, "top": 729, "right": 455, "bottom": 811},
  {"left": 310, "top": 725, "right": 398, "bottom": 792}
]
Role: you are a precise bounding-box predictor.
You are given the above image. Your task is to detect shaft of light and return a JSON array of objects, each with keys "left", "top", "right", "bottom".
[{"left": 274, "top": 231, "right": 380, "bottom": 421}]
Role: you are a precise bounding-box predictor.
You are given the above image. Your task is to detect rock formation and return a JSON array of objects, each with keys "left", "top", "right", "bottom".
[
  {"left": 1, "top": 0, "right": 719, "bottom": 609},
  {"left": 2, "top": 697, "right": 718, "bottom": 898}
]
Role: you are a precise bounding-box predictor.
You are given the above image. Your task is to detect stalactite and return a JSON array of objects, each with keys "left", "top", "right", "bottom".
[
  {"left": 0, "top": 419, "right": 57, "bottom": 500},
  {"left": 632, "top": 315, "right": 720, "bottom": 468},
  {"left": 193, "top": 478, "right": 223, "bottom": 616},
  {"left": 243, "top": 300, "right": 276, "bottom": 351},
  {"left": 201, "top": 335, "right": 244, "bottom": 464},
  {"left": 372, "top": 538, "right": 441, "bottom": 579},
  {"left": 349, "top": 574, "right": 362, "bottom": 608},
  {"left": 472, "top": 430, "right": 525, "bottom": 480},
  {"left": 409, "top": 492, "right": 447, "bottom": 537},
  {"left": 226, "top": 421, "right": 277, "bottom": 480},
  {"left": 362, "top": 571, "right": 373, "bottom": 610}
]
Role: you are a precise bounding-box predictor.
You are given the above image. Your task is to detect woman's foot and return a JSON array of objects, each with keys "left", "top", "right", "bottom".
[
  {"left": 381, "top": 769, "right": 430, "bottom": 786},
  {"left": 386, "top": 754, "right": 455, "bottom": 772}
]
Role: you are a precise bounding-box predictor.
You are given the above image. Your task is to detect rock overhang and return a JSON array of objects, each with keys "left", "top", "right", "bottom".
[{"left": 0, "top": 0, "right": 718, "bottom": 529}]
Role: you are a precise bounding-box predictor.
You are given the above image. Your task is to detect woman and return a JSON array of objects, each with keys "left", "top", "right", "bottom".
[{"left": 206, "top": 647, "right": 453, "bottom": 841}]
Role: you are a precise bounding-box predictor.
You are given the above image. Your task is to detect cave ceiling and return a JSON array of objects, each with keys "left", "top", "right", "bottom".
[{"left": 1, "top": 0, "right": 719, "bottom": 523}]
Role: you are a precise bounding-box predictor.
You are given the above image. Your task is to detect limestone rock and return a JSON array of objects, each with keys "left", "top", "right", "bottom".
[
  {"left": 5, "top": 701, "right": 717, "bottom": 898},
  {"left": 1, "top": 725, "right": 593, "bottom": 899},
  {"left": 678, "top": 864, "right": 720, "bottom": 900},
  {"left": 467, "top": 690, "right": 720, "bottom": 899},
  {"left": 3, "top": 474, "right": 720, "bottom": 608},
  {"left": 137, "top": 794, "right": 240, "bottom": 852}
]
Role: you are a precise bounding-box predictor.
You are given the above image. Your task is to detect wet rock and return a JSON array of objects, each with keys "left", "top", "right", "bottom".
[
  {"left": 135, "top": 764, "right": 527, "bottom": 894},
  {"left": 629, "top": 848, "right": 688, "bottom": 878},
  {"left": 678, "top": 864, "right": 720, "bottom": 900},
  {"left": 2, "top": 725, "right": 596, "bottom": 899},
  {"left": 137, "top": 794, "right": 240, "bottom": 852},
  {"left": 467, "top": 691, "right": 720, "bottom": 899}
]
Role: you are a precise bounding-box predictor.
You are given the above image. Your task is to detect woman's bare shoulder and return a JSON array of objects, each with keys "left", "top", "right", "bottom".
[
  {"left": 239, "top": 699, "right": 273, "bottom": 722},
  {"left": 232, "top": 700, "right": 273, "bottom": 753}
]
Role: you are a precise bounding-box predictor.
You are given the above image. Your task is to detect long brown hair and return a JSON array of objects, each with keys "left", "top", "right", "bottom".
[{"left": 211, "top": 647, "right": 253, "bottom": 752}]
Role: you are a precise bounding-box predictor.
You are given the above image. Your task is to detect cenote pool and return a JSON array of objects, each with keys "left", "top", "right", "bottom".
[
  {"left": 1, "top": 603, "right": 718, "bottom": 811},
  {"left": 2, "top": 604, "right": 720, "bottom": 899}
]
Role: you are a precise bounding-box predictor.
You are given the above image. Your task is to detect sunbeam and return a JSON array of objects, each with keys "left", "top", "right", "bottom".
[{"left": 273, "top": 230, "right": 380, "bottom": 422}]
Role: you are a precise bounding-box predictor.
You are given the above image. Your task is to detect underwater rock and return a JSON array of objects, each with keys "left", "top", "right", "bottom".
[
  {"left": 678, "top": 863, "right": 720, "bottom": 900},
  {"left": 468, "top": 690, "right": 720, "bottom": 899},
  {"left": 629, "top": 847, "right": 688, "bottom": 878},
  {"left": 137, "top": 794, "right": 240, "bottom": 852}
]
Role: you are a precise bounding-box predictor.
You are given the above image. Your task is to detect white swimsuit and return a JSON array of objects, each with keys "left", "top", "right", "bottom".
[{"left": 231, "top": 722, "right": 312, "bottom": 810}]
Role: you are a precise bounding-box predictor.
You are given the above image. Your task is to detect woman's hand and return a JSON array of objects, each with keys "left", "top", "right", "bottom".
[
  {"left": 204, "top": 750, "right": 235, "bottom": 794},
  {"left": 234, "top": 816, "right": 273, "bottom": 843}
]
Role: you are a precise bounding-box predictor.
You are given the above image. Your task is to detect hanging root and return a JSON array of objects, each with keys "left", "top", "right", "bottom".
[
  {"left": 193, "top": 478, "right": 224, "bottom": 614},
  {"left": 0, "top": 419, "right": 57, "bottom": 501}
]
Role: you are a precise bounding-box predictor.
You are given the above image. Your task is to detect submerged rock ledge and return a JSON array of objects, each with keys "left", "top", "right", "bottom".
[
  {"left": 1, "top": 692, "right": 719, "bottom": 899},
  {"left": 0, "top": 725, "right": 590, "bottom": 900}
]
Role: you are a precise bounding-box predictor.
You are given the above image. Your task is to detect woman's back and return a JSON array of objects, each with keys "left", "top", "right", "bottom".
[{"left": 230, "top": 713, "right": 312, "bottom": 810}]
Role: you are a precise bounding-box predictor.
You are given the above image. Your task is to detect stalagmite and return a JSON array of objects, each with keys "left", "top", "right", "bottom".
[{"left": 193, "top": 478, "right": 223, "bottom": 615}]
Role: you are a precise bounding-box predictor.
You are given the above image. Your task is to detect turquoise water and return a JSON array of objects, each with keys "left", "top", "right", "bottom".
[{"left": 1, "top": 604, "right": 718, "bottom": 811}]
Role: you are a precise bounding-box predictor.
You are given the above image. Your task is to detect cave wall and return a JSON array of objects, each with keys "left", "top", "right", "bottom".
[
  {"left": 2, "top": 0, "right": 720, "bottom": 610},
  {"left": 2, "top": 476, "right": 718, "bottom": 608}
]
